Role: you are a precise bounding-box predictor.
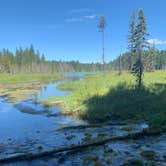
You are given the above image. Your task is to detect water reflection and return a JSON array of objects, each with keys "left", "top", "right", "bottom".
[{"left": 0, "top": 73, "right": 87, "bottom": 159}]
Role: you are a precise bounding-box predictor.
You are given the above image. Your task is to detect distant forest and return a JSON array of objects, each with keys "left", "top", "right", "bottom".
[
  {"left": 109, "top": 47, "right": 166, "bottom": 71},
  {"left": 0, "top": 45, "right": 166, "bottom": 73},
  {"left": 0, "top": 45, "right": 104, "bottom": 73}
]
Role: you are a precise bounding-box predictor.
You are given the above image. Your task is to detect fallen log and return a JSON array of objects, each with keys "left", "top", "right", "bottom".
[
  {"left": 58, "top": 122, "right": 128, "bottom": 130},
  {"left": 0, "top": 128, "right": 164, "bottom": 163}
]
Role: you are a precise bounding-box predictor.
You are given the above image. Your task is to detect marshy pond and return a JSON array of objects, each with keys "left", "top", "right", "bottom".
[{"left": 0, "top": 73, "right": 166, "bottom": 166}]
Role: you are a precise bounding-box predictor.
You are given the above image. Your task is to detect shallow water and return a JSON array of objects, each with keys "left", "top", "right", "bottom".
[
  {"left": 0, "top": 73, "right": 166, "bottom": 166},
  {"left": 0, "top": 73, "right": 86, "bottom": 160}
]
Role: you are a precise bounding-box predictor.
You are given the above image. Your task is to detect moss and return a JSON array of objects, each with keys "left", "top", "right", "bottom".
[
  {"left": 82, "top": 155, "right": 99, "bottom": 164},
  {"left": 121, "top": 158, "right": 143, "bottom": 166},
  {"left": 140, "top": 150, "right": 156, "bottom": 160},
  {"left": 147, "top": 160, "right": 156, "bottom": 166},
  {"left": 65, "top": 135, "right": 75, "bottom": 140},
  {"left": 97, "top": 133, "right": 106, "bottom": 139},
  {"left": 94, "top": 159, "right": 103, "bottom": 166},
  {"left": 82, "top": 132, "right": 93, "bottom": 143},
  {"left": 106, "top": 158, "right": 112, "bottom": 165}
]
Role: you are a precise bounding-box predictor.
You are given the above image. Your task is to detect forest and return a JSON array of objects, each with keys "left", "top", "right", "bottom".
[{"left": 0, "top": 46, "right": 104, "bottom": 73}]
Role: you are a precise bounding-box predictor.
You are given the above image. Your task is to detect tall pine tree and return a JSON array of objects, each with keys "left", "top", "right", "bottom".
[
  {"left": 132, "top": 9, "right": 148, "bottom": 89},
  {"left": 98, "top": 16, "right": 106, "bottom": 71},
  {"left": 128, "top": 10, "right": 136, "bottom": 71}
]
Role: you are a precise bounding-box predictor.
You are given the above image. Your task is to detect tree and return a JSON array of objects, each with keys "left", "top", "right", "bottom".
[
  {"left": 128, "top": 10, "right": 136, "bottom": 71},
  {"left": 118, "top": 54, "right": 122, "bottom": 75},
  {"left": 144, "top": 45, "right": 156, "bottom": 71},
  {"left": 132, "top": 9, "right": 148, "bottom": 89},
  {"left": 98, "top": 16, "right": 106, "bottom": 71}
]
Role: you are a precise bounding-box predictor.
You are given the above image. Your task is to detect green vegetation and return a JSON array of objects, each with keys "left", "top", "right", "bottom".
[
  {"left": 0, "top": 46, "right": 108, "bottom": 74},
  {"left": 140, "top": 150, "right": 156, "bottom": 160},
  {"left": 98, "top": 15, "right": 106, "bottom": 70},
  {"left": 121, "top": 158, "right": 143, "bottom": 166},
  {"left": 42, "top": 71, "right": 166, "bottom": 129},
  {"left": 0, "top": 73, "right": 62, "bottom": 84},
  {"left": 0, "top": 73, "right": 63, "bottom": 101},
  {"left": 131, "top": 9, "right": 148, "bottom": 88}
]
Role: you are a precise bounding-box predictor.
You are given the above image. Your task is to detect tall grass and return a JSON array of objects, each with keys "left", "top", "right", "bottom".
[{"left": 43, "top": 71, "right": 166, "bottom": 128}]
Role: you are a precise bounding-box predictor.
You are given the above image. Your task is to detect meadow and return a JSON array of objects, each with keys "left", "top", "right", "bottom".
[{"left": 42, "top": 71, "right": 166, "bottom": 130}]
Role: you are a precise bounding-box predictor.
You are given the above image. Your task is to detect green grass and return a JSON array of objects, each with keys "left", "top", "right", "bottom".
[
  {"left": 0, "top": 73, "right": 63, "bottom": 102},
  {"left": 0, "top": 73, "right": 63, "bottom": 84},
  {"left": 42, "top": 71, "right": 166, "bottom": 129}
]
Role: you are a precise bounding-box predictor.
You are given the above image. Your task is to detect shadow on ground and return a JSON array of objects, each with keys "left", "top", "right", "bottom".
[{"left": 82, "top": 83, "right": 166, "bottom": 128}]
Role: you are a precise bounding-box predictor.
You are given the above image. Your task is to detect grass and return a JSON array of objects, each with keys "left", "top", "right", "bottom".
[
  {"left": 41, "top": 71, "right": 166, "bottom": 129},
  {"left": 0, "top": 73, "right": 63, "bottom": 84},
  {"left": 0, "top": 73, "right": 63, "bottom": 101}
]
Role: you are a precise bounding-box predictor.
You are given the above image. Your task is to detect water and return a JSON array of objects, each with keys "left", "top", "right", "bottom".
[
  {"left": 0, "top": 73, "right": 86, "bottom": 160},
  {"left": 0, "top": 73, "right": 166, "bottom": 165}
]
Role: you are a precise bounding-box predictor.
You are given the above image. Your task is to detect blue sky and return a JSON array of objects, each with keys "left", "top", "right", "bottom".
[{"left": 0, "top": 0, "right": 166, "bottom": 63}]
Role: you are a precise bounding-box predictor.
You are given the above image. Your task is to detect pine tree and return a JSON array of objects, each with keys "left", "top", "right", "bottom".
[
  {"left": 145, "top": 45, "right": 156, "bottom": 71},
  {"left": 98, "top": 16, "right": 106, "bottom": 71},
  {"left": 128, "top": 10, "right": 136, "bottom": 71},
  {"left": 132, "top": 9, "right": 148, "bottom": 89}
]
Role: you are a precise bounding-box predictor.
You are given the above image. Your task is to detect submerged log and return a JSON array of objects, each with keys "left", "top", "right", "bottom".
[
  {"left": 0, "top": 128, "right": 164, "bottom": 163},
  {"left": 58, "top": 122, "right": 128, "bottom": 130}
]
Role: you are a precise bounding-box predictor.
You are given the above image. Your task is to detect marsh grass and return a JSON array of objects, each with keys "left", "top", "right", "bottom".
[
  {"left": 0, "top": 73, "right": 63, "bottom": 101},
  {"left": 0, "top": 73, "right": 63, "bottom": 84},
  {"left": 43, "top": 71, "right": 166, "bottom": 129}
]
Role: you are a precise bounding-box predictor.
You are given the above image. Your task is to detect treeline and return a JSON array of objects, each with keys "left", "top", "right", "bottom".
[
  {"left": 109, "top": 47, "right": 166, "bottom": 71},
  {"left": 0, "top": 45, "right": 104, "bottom": 73}
]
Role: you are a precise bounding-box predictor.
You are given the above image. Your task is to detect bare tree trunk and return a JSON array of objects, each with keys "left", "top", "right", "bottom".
[
  {"left": 102, "top": 30, "right": 105, "bottom": 71},
  {"left": 138, "top": 49, "right": 143, "bottom": 89},
  {"left": 118, "top": 54, "right": 122, "bottom": 75}
]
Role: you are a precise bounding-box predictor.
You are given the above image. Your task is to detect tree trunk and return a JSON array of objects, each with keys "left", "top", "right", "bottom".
[{"left": 102, "top": 30, "right": 105, "bottom": 71}]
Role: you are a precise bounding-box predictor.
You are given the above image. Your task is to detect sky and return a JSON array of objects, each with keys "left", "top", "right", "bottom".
[{"left": 0, "top": 0, "right": 166, "bottom": 63}]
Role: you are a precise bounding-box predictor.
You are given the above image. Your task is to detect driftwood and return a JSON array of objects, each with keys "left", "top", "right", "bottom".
[
  {"left": 0, "top": 128, "right": 164, "bottom": 163},
  {"left": 58, "top": 122, "right": 127, "bottom": 130}
]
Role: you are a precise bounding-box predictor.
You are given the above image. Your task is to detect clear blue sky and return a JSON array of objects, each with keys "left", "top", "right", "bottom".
[{"left": 0, "top": 0, "right": 166, "bottom": 63}]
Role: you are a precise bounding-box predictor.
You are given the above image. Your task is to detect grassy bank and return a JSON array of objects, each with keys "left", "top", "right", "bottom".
[
  {"left": 0, "top": 73, "right": 63, "bottom": 101},
  {"left": 42, "top": 71, "right": 166, "bottom": 129},
  {"left": 0, "top": 73, "right": 63, "bottom": 84}
]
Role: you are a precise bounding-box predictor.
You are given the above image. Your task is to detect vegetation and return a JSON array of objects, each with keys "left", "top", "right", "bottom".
[
  {"left": 42, "top": 71, "right": 166, "bottom": 129},
  {"left": 0, "top": 73, "right": 62, "bottom": 84},
  {"left": 131, "top": 9, "right": 148, "bottom": 88},
  {"left": 98, "top": 16, "right": 106, "bottom": 70},
  {"left": 128, "top": 9, "right": 136, "bottom": 71},
  {"left": 0, "top": 73, "right": 63, "bottom": 101},
  {"left": 0, "top": 46, "right": 105, "bottom": 74}
]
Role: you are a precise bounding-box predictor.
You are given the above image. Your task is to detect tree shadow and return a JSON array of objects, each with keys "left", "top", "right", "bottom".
[{"left": 82, "top": 83, "right": 166, "bottom": 128}]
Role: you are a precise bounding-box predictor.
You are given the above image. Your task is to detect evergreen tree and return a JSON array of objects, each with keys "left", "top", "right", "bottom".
[
  {"left": 132, "top": 9, "right": 148, "bottom": 89},
  {"left": 98, "top": 16, "right": 106, "bottom": 71},
  {"left": 145, "top": 45, "right": 156, "bottom": 71},
  {"left": 128, "top": 10, "right": 136, "bottom": 71}
]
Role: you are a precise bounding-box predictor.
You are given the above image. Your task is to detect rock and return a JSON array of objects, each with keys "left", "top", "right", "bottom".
[
  {"left": 121, "top": 158, "right": 143, "bottom": 166},
  {"left": 140, "top": 150, "right": 156, "bottom": 160}
]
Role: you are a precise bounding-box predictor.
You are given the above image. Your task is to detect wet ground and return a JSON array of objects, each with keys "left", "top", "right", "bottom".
[{"left": 0, "top": 73, "right": 166, "bottom": 166}]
